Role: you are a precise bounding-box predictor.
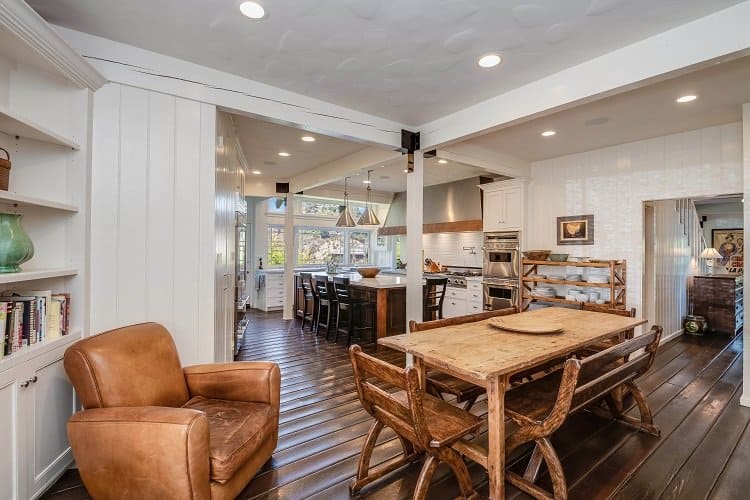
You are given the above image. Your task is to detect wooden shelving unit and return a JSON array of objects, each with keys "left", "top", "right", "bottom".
[{"left": 521, "top": 259, "right": 626, "bottom": 311}]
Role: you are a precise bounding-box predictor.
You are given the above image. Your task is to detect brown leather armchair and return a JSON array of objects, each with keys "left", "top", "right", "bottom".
[{"left": 63, "top": 322, "right": 280, "bottom": 500}]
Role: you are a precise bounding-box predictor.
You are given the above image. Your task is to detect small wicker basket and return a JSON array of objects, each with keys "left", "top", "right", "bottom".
[{"left": 0, "top": 148, "right": 10, "bottom": 191}]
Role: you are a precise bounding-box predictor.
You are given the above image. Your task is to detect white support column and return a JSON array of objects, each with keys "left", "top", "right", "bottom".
[
  {"left": 406, "top": 151, "right": 424, "bottom": 363},
  {"left": 283, "top": 194, "right": 295, "bottom": 320},
  {"left": 741, "top": 103, "right": 750, "bottom": 408}
]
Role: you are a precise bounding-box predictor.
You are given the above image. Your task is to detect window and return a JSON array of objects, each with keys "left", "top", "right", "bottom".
[
  {"left": 348, "top": 231, "right": 370, "bottom": 265},
  {"left": 267, "top": 225, "right": 284, "bottom": 267},
  {"left": 296, "top": 228, "right": 343, "bottom": 265},
  {"left": 298, "top": 199, "right": 343, "bottom": 217},
  {"left": 266, "top": 197, "right": 287, "bottom": 214}
]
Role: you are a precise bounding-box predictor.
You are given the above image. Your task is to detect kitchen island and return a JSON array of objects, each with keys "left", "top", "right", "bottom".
[{"left": 294, "top": 273, "right": 407, "bottom": 339}]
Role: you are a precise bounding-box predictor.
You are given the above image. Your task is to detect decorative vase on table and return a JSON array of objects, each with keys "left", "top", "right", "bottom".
[{"left": 0, "top": 213, "right": 34, "bottom": 273}]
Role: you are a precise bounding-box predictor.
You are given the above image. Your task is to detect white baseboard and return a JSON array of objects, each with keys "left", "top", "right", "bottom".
[
  {"left": 661, "top": 328, "right": 684, "bottom": 344},
  {"left": 741, "top": 394, "right": 750, "bottom": 408}
]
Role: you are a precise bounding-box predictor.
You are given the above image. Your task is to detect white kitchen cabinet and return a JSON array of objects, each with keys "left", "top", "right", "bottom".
[
  {"left": 443, "top": 296, "right": 467, "bottom": 318},
  {"left": 257, "top": 272, "right": 285, "bottom": 311},
  {"left": 0, "top": 334, "right": 79, "bottom": 500},
  {"left": 480, "top": 179, "right": 527, "bottom": 232}
]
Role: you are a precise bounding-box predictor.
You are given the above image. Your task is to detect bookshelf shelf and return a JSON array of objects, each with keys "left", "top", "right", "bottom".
[
  {"left": 0, "top": 268, "right": 78, "bottom": 285},
  {"left": 0, "top": 190, "right": 78, "bottom": 212},
  {"left": 0, "top": 328, "right": 80, "bottom": 374},
  {"left": 0, "top": 104, "right": 80, "bottom": 150}
]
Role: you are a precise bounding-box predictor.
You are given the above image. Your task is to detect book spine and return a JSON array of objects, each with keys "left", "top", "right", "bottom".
[{"left": 0, "top": 303, "right": 7, "bottom": 357}]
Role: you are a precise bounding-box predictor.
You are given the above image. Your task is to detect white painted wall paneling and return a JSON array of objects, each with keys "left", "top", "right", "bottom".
[
  {"left": 742, "top": 103, "right": 750, "bottom": 408},
  {"left": 527, "top": 122, "right": 743, "bottom": 336},
  {"left": 90, "top": 83, "right": 216, "bottom": 366}
]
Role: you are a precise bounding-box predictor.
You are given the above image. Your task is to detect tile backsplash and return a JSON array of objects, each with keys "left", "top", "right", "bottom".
[{"left": 423, "top": 231, "right": 483, "bottom": 268}]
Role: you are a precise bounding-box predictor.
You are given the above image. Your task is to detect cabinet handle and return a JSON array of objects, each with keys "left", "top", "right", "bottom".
[
  {"left": 20, "top": 376, "right": 36, "bottom": 388},
  {"left": 30, "top": 375, "right": 37, "bottom": 384}
]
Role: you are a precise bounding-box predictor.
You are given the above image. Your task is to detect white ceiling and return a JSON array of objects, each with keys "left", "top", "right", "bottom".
[
  {"left": 324, "top": 156, "right": 501, "bottom": 193},
  {"left": 231, "top": 112, "right": 366, "bottom": 180},
  {"left": 462, "top": 55, "right": 750, "bottom": 162},
  {"left": 29, "top": 0, "right": 743, "bottom": 125}
]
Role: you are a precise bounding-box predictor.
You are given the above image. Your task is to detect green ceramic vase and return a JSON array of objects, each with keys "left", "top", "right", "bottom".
[{"left": 0, "top": 213, "right": 34, "bottom": 273}]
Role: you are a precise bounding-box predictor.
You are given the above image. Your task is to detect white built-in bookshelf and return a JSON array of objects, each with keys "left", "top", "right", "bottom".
[{"left": 0, "top": 1, "right": 105, "bottom": 498}]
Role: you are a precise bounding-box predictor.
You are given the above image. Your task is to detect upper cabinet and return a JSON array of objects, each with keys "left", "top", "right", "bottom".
[{"left": 480, "top": 179, "right": 527, "bottom": 232}]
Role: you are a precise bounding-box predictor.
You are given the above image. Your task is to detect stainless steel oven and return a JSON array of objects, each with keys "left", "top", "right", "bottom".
[
  {"left": 483, "top": 231, "right": 520, "bottom": 280},
  {"left": 483, "top": 279, "right": 519, "bottom": 311}
]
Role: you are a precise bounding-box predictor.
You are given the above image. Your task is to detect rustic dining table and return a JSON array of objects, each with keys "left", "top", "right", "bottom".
[{"left": 379, "top": 306, "right": 647, "bottom": 499}]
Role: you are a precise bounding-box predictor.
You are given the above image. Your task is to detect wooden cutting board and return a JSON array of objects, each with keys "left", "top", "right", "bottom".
[{"left": 489, "top": 315, "right": 564, "bottom": 334}]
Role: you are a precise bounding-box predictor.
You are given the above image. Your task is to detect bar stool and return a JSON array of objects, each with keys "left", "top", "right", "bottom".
[
  {"left": 331, "top": 277, "right": 374, "bottom": 345},
  {"left": 313, "top": 275, "right": 333, "bottom": 336},
  {"left": 423, "top": 277, "right": 448, "bottom": 321},
  {"left": 299, "top": 272, "right": 315, "bottom": 330}
]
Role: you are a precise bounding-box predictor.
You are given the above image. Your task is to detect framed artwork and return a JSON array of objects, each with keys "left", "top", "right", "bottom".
[
  {"left": 712, "top": 228, "right": 743, "bottom": 274},
  {"left": 557, "top": 214, "right": 594, "bottom": 245}
]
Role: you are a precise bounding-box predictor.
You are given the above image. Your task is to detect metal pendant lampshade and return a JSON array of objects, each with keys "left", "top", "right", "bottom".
[
  {"left": 357, "top": 170, "right": 381, "bottom": 226},
  {"left": 336, "top": 177, "right": 357, "bottom": 227}
]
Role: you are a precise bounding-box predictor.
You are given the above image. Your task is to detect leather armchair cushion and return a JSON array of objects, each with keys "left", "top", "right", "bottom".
[{"left": 183, "top": 396, "right": 277, "bottom": 484}]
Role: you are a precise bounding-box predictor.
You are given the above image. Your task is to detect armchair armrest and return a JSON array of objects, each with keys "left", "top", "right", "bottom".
[
  {"left": 183, "top": 361, "right": 280, "bottom": 407},
  {"left": 68, "top": 407, "right": 210, "bottom": 500}
]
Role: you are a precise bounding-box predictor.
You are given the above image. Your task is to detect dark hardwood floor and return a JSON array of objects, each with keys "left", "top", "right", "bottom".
[{"left": 44, "top": 310, "right": 748, "bottom": 500}]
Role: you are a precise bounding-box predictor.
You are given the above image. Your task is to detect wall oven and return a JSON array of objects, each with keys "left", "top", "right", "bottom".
[
  {"left": 483, "top": 231, "right": 520, "bottom": 280},
  {"left": 483, "top": 279, "right": 519, "bottom": 311}
]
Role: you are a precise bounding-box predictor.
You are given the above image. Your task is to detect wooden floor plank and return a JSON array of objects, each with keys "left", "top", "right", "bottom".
[{"left": 43, "top": 311, "right": 745, "bottom": 500}]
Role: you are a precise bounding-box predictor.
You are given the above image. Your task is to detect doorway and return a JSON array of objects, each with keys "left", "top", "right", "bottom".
[{"left": 642, "top": 194, "right": 743, "bottom": 339}]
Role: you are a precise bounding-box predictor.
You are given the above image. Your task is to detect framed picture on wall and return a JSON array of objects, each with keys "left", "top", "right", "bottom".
[
  {"left": 712, "top": 228, "right": 743, "bottom": 274},
  {"left": 557, "top": 214, "right": 594, "bottom": 245}
]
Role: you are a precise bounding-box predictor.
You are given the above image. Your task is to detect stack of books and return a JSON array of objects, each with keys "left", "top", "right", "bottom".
[{"left": 0, "top": 290, "right": 70, "bottom": 358}]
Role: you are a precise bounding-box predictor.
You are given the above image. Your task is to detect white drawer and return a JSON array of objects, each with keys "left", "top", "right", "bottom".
[
  {"left": 446, "top": 288, "right": 466, "bottom": 300},
  {"left": 467, "top": 290, "right": 483, "bottom": 302},
  {"left": 468, "top": 281, "right": 483, "bottom": 291},
  {"left": 467, "top": 303, "right": 484, "bottom": 313}
]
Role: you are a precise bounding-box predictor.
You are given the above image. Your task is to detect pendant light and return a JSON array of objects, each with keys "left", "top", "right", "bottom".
[
  {"left": 357, "top": 170, "right": 381, "bottom": 226},
  {"left": 336, "top": 176, "right": 356, "bottom": 227}
]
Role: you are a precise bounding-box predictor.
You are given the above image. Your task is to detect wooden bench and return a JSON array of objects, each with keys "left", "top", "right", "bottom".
[
  {"left": 348, "top": 345, "right": 481, "bottom": 499},
  {"left": 502, "top": 325, "right": 663, "bottom": 499}
]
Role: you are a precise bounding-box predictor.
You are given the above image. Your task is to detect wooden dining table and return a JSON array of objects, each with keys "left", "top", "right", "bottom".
[{"left": 379, "top": 306, "right": 647, "bottom": 499}]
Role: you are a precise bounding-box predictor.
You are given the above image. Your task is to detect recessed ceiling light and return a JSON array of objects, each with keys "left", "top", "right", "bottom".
[
  {"left": 676, "top": 95, "right": 697, "bottom": 103},
  {"left": 403, "top": 169, "right": 409, "bottom": 173},
  {"left": 363, "top": 179, "right": 371, "bottom": 184},
  {"left": 239, "top": 1, "right": 266, "bottom": 19},
  {"left": 438, "top": 159, "right": 448, "bottom": 164},
  {"left": 301, "top": 136, "right": 315, "bottom": 142},
  {"left": 278, "top": 152, "right": 291, "bottom": 157},
  {"left": 478, "top": 54, "right": 502, "bottom": 68},
  {"left": 251, "top": 170, "right": 261, "bottom": 175},
  {"left": 541, "top": 130, "right": 556, "bottom": 137}
]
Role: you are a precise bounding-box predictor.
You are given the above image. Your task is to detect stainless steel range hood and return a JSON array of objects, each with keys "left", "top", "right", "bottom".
[{"left": 379, "top": 176, "right": 491, "bottom": 235}]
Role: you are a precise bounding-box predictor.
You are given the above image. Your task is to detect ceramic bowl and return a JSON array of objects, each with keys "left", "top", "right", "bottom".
[
  {"left": 549, "top": 253, "right": 569, "bottom": 262},
  {"left": 356, "top": 267, "right": 381, "bottom": 278},
  {"left": 522, "top": 250, "right": 551, "bottom": 261}
]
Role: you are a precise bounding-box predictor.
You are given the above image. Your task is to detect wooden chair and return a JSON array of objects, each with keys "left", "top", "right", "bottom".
[
  {"left": 348, "top": 345, "right": 481, "bottom": 500},
  {"left": 502, "top": 325, "right": 663, "bottom": 500},
  {"left": 422, "top": 277, "right": 448, "bottom": 321},
  {"left": 409, "top": 307, "right": 519, "bottom": 411},
  {"left": 579, "top": 305, "right": 637, "bottom": 350},
  {"left": 299, "top": 272, "right": 315, "bottom": 330}
]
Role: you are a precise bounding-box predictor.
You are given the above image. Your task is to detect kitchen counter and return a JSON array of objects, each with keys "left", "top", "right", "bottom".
[{"left": 293, "top": 272, "right": 407, "bottom": 339}]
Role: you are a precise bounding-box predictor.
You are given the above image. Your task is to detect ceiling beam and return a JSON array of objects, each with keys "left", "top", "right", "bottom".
[
  {"left": 419, "top": 1, "right": 750, "bottom": 149},
  {"left": 55, "top": 26, "right": 407, "bottom": 149},
  {"left": 436, "top": 144, "right": 530, "bottom": 179},
  {"left": 289, "top": 147, "right": 402, "bottom": 193}
]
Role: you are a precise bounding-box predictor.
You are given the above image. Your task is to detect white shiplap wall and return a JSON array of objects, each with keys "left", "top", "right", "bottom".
[
  {"left": 90, "top": 83, "right": 216, "bottom": 366},
  {"left": 527, "top": 122, "right": 743, "bottom": 334}
]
